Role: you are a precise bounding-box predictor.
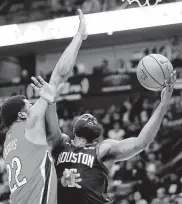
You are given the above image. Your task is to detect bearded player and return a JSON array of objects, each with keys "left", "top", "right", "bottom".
[
  {"left": 1, "top": 9, "right": 87, "bottom": 204},
  {"left": 31, "top": 12, "right": 176, "bottom": 204}
]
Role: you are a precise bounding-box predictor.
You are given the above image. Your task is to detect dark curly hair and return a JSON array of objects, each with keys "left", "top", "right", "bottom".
[{"left": 1, "top": 95, "right": 26, "bottom": 128}]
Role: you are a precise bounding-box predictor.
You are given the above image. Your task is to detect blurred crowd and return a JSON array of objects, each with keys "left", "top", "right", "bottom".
[{"left": 0, "top": 0, "right": 181, "bottom": 25}]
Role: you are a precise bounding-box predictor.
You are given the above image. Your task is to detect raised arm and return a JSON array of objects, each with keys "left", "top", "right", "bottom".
[
  {"left": 45, "top": 103, "right": 69, "bottom": 148},
  {"left": 25, "top": 77, "right": 58, "bottom": 144},
  {"left": 99, "top": 71, "right": 176, "bottom": 163},
  {"left": 27, "top": 76, "right": 56, "bottom": 123},
  {"left": 49, "top": 9, "right": 87, "bottom": 87},
  {"left": 31, "top": 10, "right": 87, "bottom": 148},
  {"left": 47, "top": 10, "right": 87, "bottom": 148}
]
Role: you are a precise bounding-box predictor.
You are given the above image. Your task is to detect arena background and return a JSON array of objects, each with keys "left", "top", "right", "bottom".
[{"left": 0, "top": 0, "right": 182, "bottom": 203}]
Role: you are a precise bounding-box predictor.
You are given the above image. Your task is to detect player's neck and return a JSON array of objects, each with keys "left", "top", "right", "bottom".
[{"left": 73, "top": 136, "right": 88, "bottom": 147}]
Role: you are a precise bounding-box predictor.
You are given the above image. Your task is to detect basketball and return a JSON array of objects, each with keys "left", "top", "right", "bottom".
[{"left": 136, "top": 54, "right": 173, "bottom": 91}]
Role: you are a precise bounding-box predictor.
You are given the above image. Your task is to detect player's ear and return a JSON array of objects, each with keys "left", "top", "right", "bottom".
[{"left": 18, "top": 112, "right": 28, "bottom": 120}]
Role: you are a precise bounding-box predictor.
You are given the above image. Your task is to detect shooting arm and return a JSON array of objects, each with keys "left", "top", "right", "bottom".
[
  {"left": 101, "top": 102, "right": 168, "bottom": 162},
  {"left": 99, "top": 71, "right": 176, "bottom": 163}
]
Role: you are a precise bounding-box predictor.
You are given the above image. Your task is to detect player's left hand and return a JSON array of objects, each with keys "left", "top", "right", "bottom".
[
  {"left": 161, "top": 70, "right": 176, "bottom": 105},
  {"left": 61, "top": 168, "right": 82, "bottom": 189},
  {"left": 31, "top": 76, "right": 57, "bottom": 104},
  {"left": 77, "top": 9, "right": 88, "bottom": 40}
]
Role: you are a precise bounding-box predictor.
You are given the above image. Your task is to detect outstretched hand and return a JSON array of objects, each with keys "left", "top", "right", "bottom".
[
  {"left": 31, "top": 76, "right": 57, "bottom": 104},
  {"left": 77, "top": 9, "right": 88, "bottom": 40},
  {"left": 161, "top": 70, "right": 176, "bottom": 105}
]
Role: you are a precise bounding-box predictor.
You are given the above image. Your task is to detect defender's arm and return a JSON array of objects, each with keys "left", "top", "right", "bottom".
[
  {"left": 25, "top": 78, "right": 56, "bottom": 145},
  {"left": 46, "top": 103, "right": 69, "bottom": 148},
  {"left": 49, "top": 9, "right": 87, "bottom": 87},
  {"left": 29, "top": 10, "right": 87, "bottom": 146},
  {"left": 46, "top": 10, "right": 87, "bottom": 147},
  {"left": 27, "top": 76, "right": 56, "bottom": 128}
]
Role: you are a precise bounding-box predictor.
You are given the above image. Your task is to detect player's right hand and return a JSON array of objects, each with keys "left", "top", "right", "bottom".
[
  {"left": 77, "top": 9, "right": 88, "bottom": 40},
  {"left": 160, "top": 70, "right": 176, "bottom": 105},
  {"left": 30, "top": 76, "right": 57, "bottom": 104}
]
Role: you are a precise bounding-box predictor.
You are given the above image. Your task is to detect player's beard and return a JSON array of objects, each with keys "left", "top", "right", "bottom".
[{"left": 73, "top": 120, "right": 104, "bottom": 143}]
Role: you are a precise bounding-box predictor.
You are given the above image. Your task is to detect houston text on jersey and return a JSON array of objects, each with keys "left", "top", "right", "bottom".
[{"left": 57, "top": 151, "right": 95, "bottom": 168}]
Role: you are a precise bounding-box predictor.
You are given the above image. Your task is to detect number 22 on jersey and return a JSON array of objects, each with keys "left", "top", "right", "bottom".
[{"left": 7, "top": 157, "right": 27, "bottom": 193}]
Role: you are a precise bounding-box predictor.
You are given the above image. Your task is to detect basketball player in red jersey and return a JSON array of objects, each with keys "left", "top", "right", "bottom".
[
  {"left": 31, "top": 12, "right": 176, "bottom": 204},
  {"left": 1, "top": 9, "right": 87, "bottom": 204}
]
